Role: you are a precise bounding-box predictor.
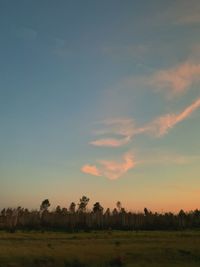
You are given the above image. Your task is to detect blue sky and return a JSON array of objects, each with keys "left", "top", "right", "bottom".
[{"left": 1, "top": 0, "right": 200, "bottom": 211}]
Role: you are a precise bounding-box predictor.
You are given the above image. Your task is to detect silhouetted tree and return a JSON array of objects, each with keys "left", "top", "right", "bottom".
[
  {"left": 69, "top": 202, "right": 76, "bottom": 213},
  {"left": 1, "top": 208, "right": 6, "bottom": 216},
  {"left": 179, "top": 209, "right": 186, "bottom": 217},
  {"left": 116, "top": 201, "right": 122, "bottom": 212},
  {"left": 112, "top": 208, "right": 118, "bottom": 215},
  {"left": 61, "top": 208, "right": 68, "bottom": 215},
  {"left": 93, "top": 202, "right": 104, "bottom": 213},
  {"left": 78, "top": 196, "right": 89, "bottom": 213},
  {"left": 144, "top": 207, "right": 149, "bottom": 216},
  {"left": 1, "top": 196, "right": 200, "bottom": 231},
  {"left": 55, "top": 205, "right": 62, "bottom": 214},
  {"left": 40, "top": 199, "right": 50, "bottom": 212},
  {"left": 105, "top": 208, "right": 111, "bottom": 216}
]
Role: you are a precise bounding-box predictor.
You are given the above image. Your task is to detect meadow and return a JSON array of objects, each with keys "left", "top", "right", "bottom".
[{"left": 1, "top": 230, "right": 200, "bottom": 267}]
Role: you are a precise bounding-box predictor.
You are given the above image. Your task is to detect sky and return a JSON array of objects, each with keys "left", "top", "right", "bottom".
[{"left": 1, "top": 0, "right": 200, "bottom": 212}]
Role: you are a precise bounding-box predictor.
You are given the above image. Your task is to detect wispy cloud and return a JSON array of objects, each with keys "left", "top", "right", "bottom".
[
  {"left": 91, "top": 97, "right": 200, "bottom": 147},
  {"left": 90, "top": 137, "right": 130, "bottom": 147},
  {"left": 98, "top": 53, "right": 200, "bottom": 120},
  {"left": 99, "top": 152, "right": 135, "bottom": 180},
  {"left": 82, "top": 98, "right": 200, "bottom": 179},
  {"left": 152, "top": 62, "right": 200, "bottom": 96},
  {"left": 81, "top": 2, "right": 200, "bottom": 182},
  {"left": 173, "top": 1, "right": 200, "bottom": 26},
  {"left": 81, "top": 152, "right": 135, "bottom": 180},
  {"left": 90, "top": 118, "right": 135, "bottom": 147},
  {"left": 149, "top": 97, "right": 200, "bottom": 136},
  {"left": 82, "top": 150, "right": 200, "bottom": 180},
  {"left": 81, "top": 165, "right": 101, "bottom": 177}
]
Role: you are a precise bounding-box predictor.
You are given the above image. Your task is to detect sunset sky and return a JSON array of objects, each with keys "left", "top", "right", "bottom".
[{"left": 1, "top": 0, "right": 200, "bottom": 212}]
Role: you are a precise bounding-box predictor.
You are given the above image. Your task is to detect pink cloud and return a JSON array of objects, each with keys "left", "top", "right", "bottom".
[
  {"left": 99, "top": 152, "right": 135, "bottom": 180},
  {"left": 90, "top": 137, "right": 130, "bottom": 147},
  {"left": 90, "top": 118, "right": 135, "bottom": 147},
  {"left": 90, "top": 98, "right": 200, "bottom": 147},
  {"left": 81, "top": 152, "right": 135, "bottom": 180},
  {"left": 81, "top": 165, "right": 101, "bottom": 176},
  {"left": 153, "top": 62, "right": 200, "bottom": 95},
  {"left": 151, "top": 97, "right": 200, "bottom": 136},
  {"left": 83, "top": 97, "right": 200, "bottom": 180}
]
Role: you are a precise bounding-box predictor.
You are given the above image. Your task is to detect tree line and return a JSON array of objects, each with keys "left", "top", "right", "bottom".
[{"left": 1, "top": 196, "right": 200, "bottom": 232}]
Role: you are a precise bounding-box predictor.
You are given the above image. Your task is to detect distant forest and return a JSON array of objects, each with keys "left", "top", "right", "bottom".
[{"left": 1, "top": 196, "right": 200, "bottom": 232}]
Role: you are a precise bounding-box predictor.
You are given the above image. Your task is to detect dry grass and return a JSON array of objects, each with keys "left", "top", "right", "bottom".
[{"left": 0, "top": 231, "right": 200, "bottom": 266}]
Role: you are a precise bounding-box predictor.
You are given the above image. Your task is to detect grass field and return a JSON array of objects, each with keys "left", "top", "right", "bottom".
[{"left": 1, "top": 230, "right": 200, "bottom": 267}]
